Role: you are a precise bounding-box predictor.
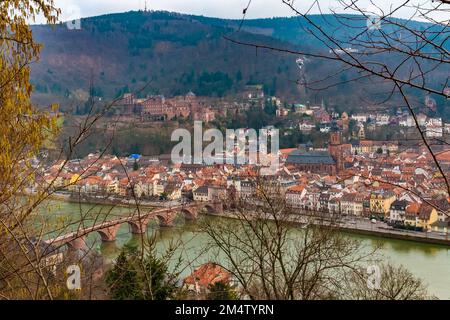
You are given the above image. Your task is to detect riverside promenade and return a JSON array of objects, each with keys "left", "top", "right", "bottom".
[{"left": 207, "top": 210, "right": 450, "bottom": 246}]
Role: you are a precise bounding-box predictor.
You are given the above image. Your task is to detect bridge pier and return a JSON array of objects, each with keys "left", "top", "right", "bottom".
[
  {"left": 202, "top": 202, "right": 223, "bottom": 214},
  {"left": 156, "top": 212, "right": 177, "bottom": 227},
  {"left": 181, "top": 207, "right": 198, "bottom": 220},
  {"left": 213, "top": 202, "right": 223, "bottom": 214},
  {"left": 128, "top": 219, "right": 151, "bottom": 234},
  {"left": 66, "top": 237, "right": 87, "bottom": 252},
  {"left": 97, "top": 224, "right": 122, "bottom": 242}
]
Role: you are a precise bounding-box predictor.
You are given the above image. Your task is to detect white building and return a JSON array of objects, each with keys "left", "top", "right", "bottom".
[
  {"left": 375, "top": 114, "right": 390, "bottom": 126},
  {"left": 417, "top": 114, "right": 428, "bottom": 126},
  {"left": 444, "top": 123, "right": 450, "bottom": 134},
  {"left": 399, "top": 116, "right": 416, "bottom": 127},
  {"left": 351, "top": 114, "right": 368, "bottom": 123},
  {"left": 389, "top": 200, "right": 408, "bottom": 223},
  {"left": 193, "top": 185, "right": 209, "bottom": 202},
  {"left": 299, "top": 121, "right": 314, "bottom": 132},
  {"left": 285, "top": 185, "right": 307, "bottom": 208},
  {"left": 426, "top": 125, "right": 443, "bottom": 138},
  {"left": 340, "top": 193, "right": 364, "bottom": 216},
  {"left": 426, "top": 118, "right": 442, "bottom": 127}
]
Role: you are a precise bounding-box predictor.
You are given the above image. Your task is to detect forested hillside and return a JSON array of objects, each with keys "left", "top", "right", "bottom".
[{"left": 31, "top": 11, "right": 449, "bottom": 119}]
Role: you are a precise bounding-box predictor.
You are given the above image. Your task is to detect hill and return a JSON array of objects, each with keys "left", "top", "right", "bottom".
[
  {"left": 30, "top": 11, "right": 449, "bottom": 119},
  {"left": 31, "top": 11, "right": 302, "bottom": 106}
]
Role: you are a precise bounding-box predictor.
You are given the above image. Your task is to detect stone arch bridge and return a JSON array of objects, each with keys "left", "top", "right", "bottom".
[{"left": 44, "top": 202, "right": 222, "bottom": 252}]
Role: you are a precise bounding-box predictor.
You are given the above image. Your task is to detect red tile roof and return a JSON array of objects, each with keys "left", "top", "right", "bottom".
[{"left": 184, "top": 263, "right": 231, "bottom": 288}]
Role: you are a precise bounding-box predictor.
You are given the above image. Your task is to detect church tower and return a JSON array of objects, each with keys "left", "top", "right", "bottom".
[
  {"left": 329, "top": 128, "right": 344, "bottom": 174},
  {"left": 330, "top": 130, "right": 341, "bottom": 146}
]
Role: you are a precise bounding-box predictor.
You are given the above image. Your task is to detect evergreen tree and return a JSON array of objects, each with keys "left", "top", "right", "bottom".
[
  {"left": 264, "top": 99, "right": 277, "bottom": 116},
  {"left": 143, "top": 254, "right": 177, "bottom": 300},
  {"left": 207, "top": 281, "right": 238, "bottom": 300},
  {"left": 105, "top": 246, "right": 142, "bottom": 300},
  {"left": 105, "top": 243, "right": 179, "bottom": 300}
]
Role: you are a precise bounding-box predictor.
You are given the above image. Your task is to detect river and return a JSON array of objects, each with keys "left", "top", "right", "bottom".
[{"left": 40, "top": 200, "right": 450, "bottom": 299}]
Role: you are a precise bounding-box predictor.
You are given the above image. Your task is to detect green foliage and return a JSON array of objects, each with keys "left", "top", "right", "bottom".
[
  {"left": 159, "top": 192, "right": 168, "bottom": 201},
  {"left": 245, "top": 107, "right": 271, "bottom": 131},
  {"left": 64, "top": 124, "right": 177, "bottom": 158},
  {"left": 207, "top": 281, "right": 238, "bottom": 300},
  {"left": 128, "top": 35, "right": 153, "bottom": 53},
  {"left": 264, "top": 99, "right": 277, "bottom": 116},
  {"left": 30, "top": 11, "right": 300, "bottom": 107},
  {"left": 105, "top": 244, "right": 179, "bottom": 300},
  {"left": 143, "top": 254, "right": 177, "bottom": 300},
  {"left": 366, "top": 125, "right": 404, "bottom": 141},
  {"left": 195, "top": 71, "right": 234, "bottom": 97},
  {"left": 105, "top": 246, "right": 142, "bottom": 300}
]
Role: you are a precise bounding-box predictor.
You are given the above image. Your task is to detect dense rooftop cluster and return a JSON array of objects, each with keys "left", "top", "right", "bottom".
[{"left": 40, "top": 138, "right": 450, "bottom": 232}]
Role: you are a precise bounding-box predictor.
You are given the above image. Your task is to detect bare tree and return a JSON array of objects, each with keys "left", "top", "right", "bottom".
[
  {"left": 344, "top": 263, "right": 432, "bottom": 300},
  {"left": 226, "top": 0, "right": 450, "bottom": 208},
  {"left": 203, "top": 175, "right": 372, "bottom": 299},
  {"left": 202, "top": 174, "right": 432, "bottom": 300},
  {"left": 0, "top": 2, "right": 157, "bottom": 298}
]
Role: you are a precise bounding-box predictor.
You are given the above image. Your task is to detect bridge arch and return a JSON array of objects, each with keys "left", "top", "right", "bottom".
[
  {"left": 202, "top": 204, "right": 216, "bottom": 214},
  {"left": 96, "top": 224, "right": 121, "bottom": 242},
  {"left": 181, "top": 208, "right": 197, "bottom": 220},
  {"left": 46, "top": 203, "right": 223, "bottom": 253},
  {"left": 156, "top": 214, "right": 170, "bottom": 227},
  {"left": 66, "top": 237, "right": 87, "bottom": 252},
  {"left": 128, "top": 218, "right": 152, "bottom": 234}
]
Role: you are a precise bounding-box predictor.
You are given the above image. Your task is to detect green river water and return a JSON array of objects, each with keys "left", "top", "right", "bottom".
[{"left": 40, "top": 200, "right": 450, "bottom": 299}]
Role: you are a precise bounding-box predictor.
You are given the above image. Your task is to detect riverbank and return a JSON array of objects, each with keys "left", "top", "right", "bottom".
[
  {"left": 46, "top": 194, "right": 450, "bottom": 247},
  {"left": 40, "top": 199, "right": 450, "bottom": 299},
  {"left": 205, "top": 211, "right": 450, "bottom": 247},
  {"left": 47, "top": 192, "right": 173, "bottom": 209}
]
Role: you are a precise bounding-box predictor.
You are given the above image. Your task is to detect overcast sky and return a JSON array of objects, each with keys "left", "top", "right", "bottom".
[{"left": 47, "top": 0, "right": 447, "bottom": 23}]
